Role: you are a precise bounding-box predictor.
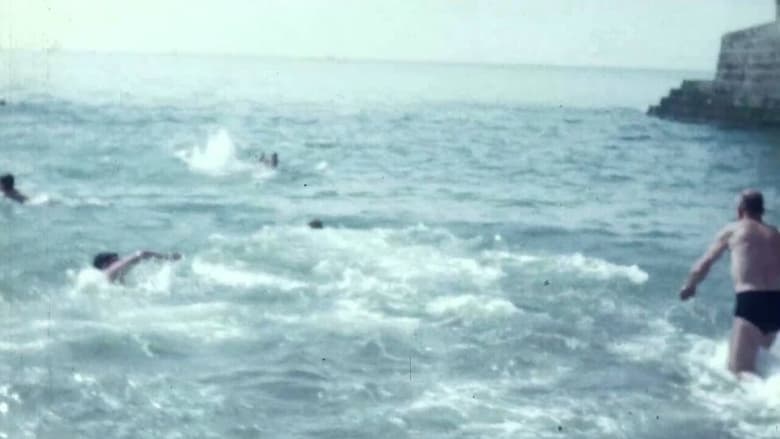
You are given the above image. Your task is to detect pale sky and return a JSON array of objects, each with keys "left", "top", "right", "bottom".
[{"left": 0, "top": 0, "right": 775, "bottom": 70}]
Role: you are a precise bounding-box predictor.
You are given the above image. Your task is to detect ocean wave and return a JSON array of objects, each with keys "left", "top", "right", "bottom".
[
  {"left": 264, "top": 298, "right": 419, "bottom": 335},
  {"left": 556, "top": 253, "right": 649, "bottom": 284},
  {"left": 191, "top": 258, "right": 307, "bottom": 291},
  {"left": 241, "top": 224, "right": 505, "bottom": 297},
  {"left": 484, "top": 250, "right": 649, "bottom": 285},
  {"left": 425, "top": 295, "right": 517, "bottom": 320},
  {"left": 109, "top": 302, "right": 246, "bottom": 344}
]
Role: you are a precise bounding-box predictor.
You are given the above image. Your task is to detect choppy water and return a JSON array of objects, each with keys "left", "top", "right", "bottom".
[{"left": 2, "top": 52, "right": 780, "bottom": 438}]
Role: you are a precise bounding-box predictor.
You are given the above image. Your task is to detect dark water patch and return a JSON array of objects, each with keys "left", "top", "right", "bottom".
[
  {"left": 270, "top": 115, "right": 320, "bottom": 126},
  {"left": 618, "top": 134, "right": 653, "bottom": 142},
  {"left": 312, "top": 190, "right": 339, "bottom": 198},
  {"left": 305, "top": 140, "right": 339, "bottom": 149},
  {"left": 689, "top": 134, "right": 716, "bottom": 143},
  {"left": 598, "top": 172, "right": 634, "bottom": 183},
  {"left": 62, "top": 332, "right": 161, "bottom": 363},
  {"left": 709, "top": 162, "right": 741, "bottom": 174},
  {"left": 257, "top": 379, "right": 323, "bottom": 402}
]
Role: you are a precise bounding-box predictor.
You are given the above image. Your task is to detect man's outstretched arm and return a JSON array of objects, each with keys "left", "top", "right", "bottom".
[
  {"left": 680, "top": 227, "right": 731, "bottom": 300},
  {"left": 4, "top": 190, "right": 27, "bottom": 204},
  {"left": 105, "top": 250, "right": 181, "bottom": 282}
]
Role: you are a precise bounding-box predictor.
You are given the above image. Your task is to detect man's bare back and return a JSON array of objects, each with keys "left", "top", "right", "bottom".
[
  {"left": 725, "top": 219, "right": 780, "bottom": 293},
  {"left": 680, "top": 190, "right": 780, "bottom": 376}
]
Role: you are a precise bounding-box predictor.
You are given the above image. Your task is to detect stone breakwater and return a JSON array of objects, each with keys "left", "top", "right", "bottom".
[{"left": 649, "top": 20, "right": 780, "bottom": 126}]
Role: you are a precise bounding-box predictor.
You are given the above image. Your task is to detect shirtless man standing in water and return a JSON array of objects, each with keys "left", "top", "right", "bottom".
[{"left": 680, "top": 190, "right": 780, "bottom": 376}]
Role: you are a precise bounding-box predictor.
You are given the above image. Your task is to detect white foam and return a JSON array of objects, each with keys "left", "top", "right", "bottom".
[
  {"left": 50, "top": 300, "right": 246, "bottom": 346},
  {"left": 134, "top": 263, "right": 174, "bottom": 294},
  {"left": 486, "top": 250, "right": 649, "bottom": 285},
  {"left": 67, "top": 267, "right": 114, "bottom": 297},
  {"left": 557, "top": 253, "right": 649, "bottom": 284},
  {"left": 610, "top": 317, "right": 677, "bottom": 361},
  {"left": 62, "top": 196, "right": 111, "bottom": 207},
  {"left": 73, "top": 373, "right": 98, "bottom": 385},
  {"left": 0, "top": 339, "right": 50, "bottom": 353},
  {"left": 251, "top": 165, "right": 276, "bottom": 181},
  {"left": 425, "top": 295, "right": 518, "bottom": 320},
  {"left": 26, "top": 193, "right": 51, "bottom": 205},
  {"left": 265, "top": 298, "right": 419, "bottom": 335},
  {"left": 176, "top": 129, "right": 248, "bottom": 176},
  {"left": 328, "top": 299, "right": 419, "bottom": 334},
  {"left": 111, "top": 302, "right": 246, "bottom": 343},
  {"left": 66, "top": 261, "right": 177, "bottom": 299},
  {"left": 191, "top": 258, "right": 306, "bottom": 291},
  {"left": 404, "top": 380, "right": 589, "bottom": 437},
  {"left": 684, "top": 335, "right": 780, "bottom": 438},
  {"left": 241, "top": 225, "right": 505, "bottom": 301}
]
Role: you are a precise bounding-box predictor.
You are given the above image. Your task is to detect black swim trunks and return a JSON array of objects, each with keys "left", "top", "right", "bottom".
[{"left": 734, "top": 290, "right": 780, "bottom": 334}]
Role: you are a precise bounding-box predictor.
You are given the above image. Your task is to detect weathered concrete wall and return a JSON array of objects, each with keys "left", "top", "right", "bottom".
[
  {"left": 715, "top": 23, "right": 780, "bottom": 107},
  {"left": 648, "top": 12, "right": 780, "bottom": 126}
]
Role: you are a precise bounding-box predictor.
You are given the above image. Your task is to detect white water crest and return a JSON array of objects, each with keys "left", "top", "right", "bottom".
[
  {"left": 484, "top": 250, "right": 650, "bottom": 285},
  {"left": 176, "top": 129, "right": 248, "bottom": 176}
]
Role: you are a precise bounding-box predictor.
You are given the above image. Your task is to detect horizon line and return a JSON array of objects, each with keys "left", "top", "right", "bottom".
[{"left": 1, "top": 47, "right": 713, "bottom": 76}]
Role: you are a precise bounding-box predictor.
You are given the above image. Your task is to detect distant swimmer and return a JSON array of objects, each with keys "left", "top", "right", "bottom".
[
  {"left": 1, "top": 174, "right": 28, "bottom": 204},
  {"left": 258, "top": 152, "right": 278, "bottom": 169},
  {"left": 308, "top": 218, "right": 324, "bottom": 229},
  {"left": 679, "top": 190, "right": 780, "bottom": 376},
  {"left": 93, "top": 250, "right": 182, "bottom": 283}
]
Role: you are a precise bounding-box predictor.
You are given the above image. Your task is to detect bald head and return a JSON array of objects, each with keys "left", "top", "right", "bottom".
[{"left": 739, "top": 190, "right": 764, "bottom": 218}]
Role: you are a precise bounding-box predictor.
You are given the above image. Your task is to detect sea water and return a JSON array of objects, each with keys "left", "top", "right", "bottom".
[{"left": 1, "top": 51, "right": 780, "bottom": 438}]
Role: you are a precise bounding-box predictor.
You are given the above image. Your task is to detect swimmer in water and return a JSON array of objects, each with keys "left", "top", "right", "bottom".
[
  {"left": 680, "top": 190, "right": 780, "bottom": 377},
  {"left": 1, "top": 174, "right": 28, "bottom": 204},
  {"left": 308, "top": 219, "right": 324, "bottom": 229},
  {"left": 258, "top": 152, "right": 278, "bottom": 169},
  {"left": 93, "top": 250, "right": 182, "bottom": 283}
]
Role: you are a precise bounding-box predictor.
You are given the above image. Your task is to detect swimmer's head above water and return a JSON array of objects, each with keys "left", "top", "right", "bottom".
[
  {"left": 93, "top": 252, "right": 120, "bottom": 270},
  {"left": 1, "top": 174, "right": 15, "bottom": 191},
  {"left": 1, "top": 173, "right": 28, "bottom": 203}
]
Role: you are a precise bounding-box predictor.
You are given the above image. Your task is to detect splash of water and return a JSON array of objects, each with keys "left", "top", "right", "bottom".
[{"left": 176, "top": 129, "right": 247, "bottom": 176}]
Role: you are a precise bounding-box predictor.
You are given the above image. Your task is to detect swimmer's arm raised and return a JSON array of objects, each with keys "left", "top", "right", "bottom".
[
  {"left": 680, "top": 227, "right": 731, "bottom": 300},
  {"left": 105, "top": 250, "right": 181, "bottom": 282}
]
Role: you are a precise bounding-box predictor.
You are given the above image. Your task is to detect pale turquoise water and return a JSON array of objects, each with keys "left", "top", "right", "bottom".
[{"left": 2, "top": 52, "right": 780, "bottom": 438}]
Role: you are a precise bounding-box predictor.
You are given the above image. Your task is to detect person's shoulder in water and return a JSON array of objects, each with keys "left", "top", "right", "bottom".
[{"left": 1, "top": 174, "right": 28, "bottom": 204}]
